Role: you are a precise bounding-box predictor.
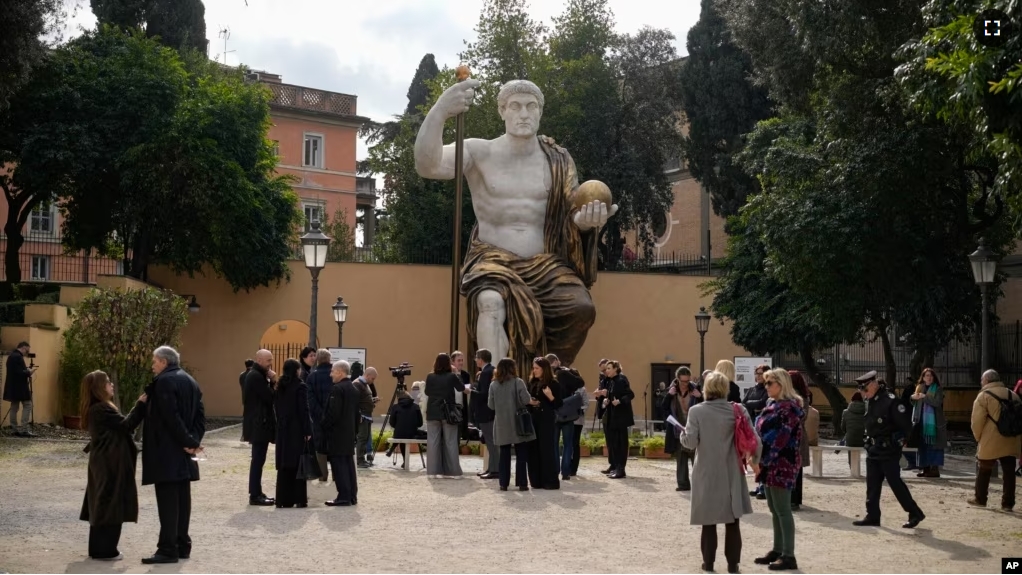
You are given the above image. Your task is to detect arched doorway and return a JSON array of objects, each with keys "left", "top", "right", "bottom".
[{"left": 258, "top": 320, "right": 318, "bottom": 371}]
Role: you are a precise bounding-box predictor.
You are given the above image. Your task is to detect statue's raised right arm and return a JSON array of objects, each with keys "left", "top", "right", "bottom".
[{"left": 414, "top": 79, "right": 482, "bottom": 180}]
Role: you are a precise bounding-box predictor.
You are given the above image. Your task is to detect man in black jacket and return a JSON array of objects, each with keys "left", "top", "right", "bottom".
[
  {"left": 239, "top": 359, "right": 254, "bottom": 405},
  {"left": 471, "top": 349, "right": 497, "bottom": 478},
  {"left": 141, "top": 346, "right": 205, "bottom": 565},
  {"left": 243, "top": 349, "right": 276, "bottom": 506},
  {"left": 3, "top": 342, "right": 38, "bottom": 437},
  {"left": 352, "top": 368, "right": 378, "bottom": 468},
  {"left": 323, "top": 360, "right": 360, "bottom": 506}
]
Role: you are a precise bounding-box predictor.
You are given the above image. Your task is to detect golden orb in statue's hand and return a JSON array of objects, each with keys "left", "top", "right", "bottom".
[{"left": 573, "top": 180, "right": 613, "bottom": 210}]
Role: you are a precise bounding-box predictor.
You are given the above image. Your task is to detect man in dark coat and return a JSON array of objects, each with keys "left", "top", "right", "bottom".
[
  {"left": 4, "top": 342, "right": 38, "bottom": 436},
  {"left": 323, "top": 360, "right": 360, "bottom": 506},
  {"left": 352, "top": 367, "right": 378, "bottom": 468},
  {"left": 239, "top": 359, "right": 254, "bottom": 405},
  {"left": 243, "top": 349, "right": 277, "bottom": 506},
  {"left": 306, "top": 349, "right": 334, "bottom": 483},
  {"left": 470, "top": 349, "right": 498, "bottom": 478},
  {"left": 141, "top": 346, "right": 205, "bottom": 565}
]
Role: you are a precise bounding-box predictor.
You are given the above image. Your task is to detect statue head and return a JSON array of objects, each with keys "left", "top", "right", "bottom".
[{"left": 497, "top": 80, "right": 544, "bottom": 138}]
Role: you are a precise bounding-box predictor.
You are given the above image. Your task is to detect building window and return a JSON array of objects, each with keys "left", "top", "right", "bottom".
[
  {"left": 303, "top": 201, "right": 325, "bottom": 230},
  {"left": 29, "top": 203, "right": 56, "bottom": 235},
  {"left": 30, "top": 256, "right": 50, "bottom": 281},
  {"left": 303, "top": 134, "right": 323, "bottom": 168},
  {"left": 271, "top": 140, "right": 280, "bottom": 158}
]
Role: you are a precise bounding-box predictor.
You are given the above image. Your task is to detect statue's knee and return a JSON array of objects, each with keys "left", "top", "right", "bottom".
[
  {"left": 476, "top": 290, "right": 505, "bottom": 314},
  {"left": 576, "top": 293, "right": 596, "bottom": 326}
]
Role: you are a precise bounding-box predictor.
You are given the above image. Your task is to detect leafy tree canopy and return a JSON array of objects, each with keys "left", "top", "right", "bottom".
[
  {"left": 0, "top": 27, "right": 302, "bottom": 291},
  {"left": 0, "top": 0, "right": 68, "bottom": 111},
  {"left": 91, "top": 0, "right": 208, "bottom": 53}
]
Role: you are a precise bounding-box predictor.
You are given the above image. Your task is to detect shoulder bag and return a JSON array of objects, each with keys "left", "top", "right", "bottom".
[{"left": 514, "top": 379, "right": 534, "bottom": 437}]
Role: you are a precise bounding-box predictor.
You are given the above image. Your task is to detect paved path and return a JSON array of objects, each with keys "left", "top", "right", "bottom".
[{"left": 0, "top": 428, "right": 1018, "bottom": 574}]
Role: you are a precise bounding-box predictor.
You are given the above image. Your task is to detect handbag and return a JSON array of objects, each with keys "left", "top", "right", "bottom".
[
  {"left": 905, "top": 420, "right": 922, "bottom": 449},
  {"left": 442, "top": 400, "right": 463, "bottom": 425},
  {"left": 515, "top": 407, "right": 534, "bottom": 437},
  {"left": 296, "top": 439, "right": 323, "bottom": 480}
]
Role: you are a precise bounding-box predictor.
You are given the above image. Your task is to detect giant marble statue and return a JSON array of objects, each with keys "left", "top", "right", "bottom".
[{"left": 414, "top": 77, "right": 617, "bottom": 371}]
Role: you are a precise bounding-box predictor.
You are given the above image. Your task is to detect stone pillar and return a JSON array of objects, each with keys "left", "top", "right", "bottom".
[{"left": 364, "top": 205, "right": 376, "bottom": 248}]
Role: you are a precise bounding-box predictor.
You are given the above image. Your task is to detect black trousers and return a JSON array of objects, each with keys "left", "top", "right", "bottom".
[
  {"left": 249, "top": 441, "right": 269, "bottom": 497},
  {"left": 701, "top": 520, "right": 741, "bottom": 568},
  {"left": 499, "top": 442, "right": 529, "bottom": 488},
  {"left": 328, "top": 455, "right": 358, "bottom": 503},
  {"left": 570, "top": 424, "right": 583, "bottom": 475},
  {"left": 865, "top": 457, "right": 922, "bottom": 519},
  {"left": 275, "top": 467, "right": 308, "bottom": 507},
  {"left": 527, "top": 416, "right": 561, "bottom": 489},
  {"left": 154, "top": 480, "right": 192, "bottom": 559},
  {"left": 605, "top": 427, "right": 629, "bottom": 471},
  {"left": 88, "top": 524, "right": 122, "bottom": 559}
]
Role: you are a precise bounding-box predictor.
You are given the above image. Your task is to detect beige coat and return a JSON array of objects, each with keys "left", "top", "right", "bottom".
[{"left": 971, "top": 381, "right": 1022, "bottom": 460}]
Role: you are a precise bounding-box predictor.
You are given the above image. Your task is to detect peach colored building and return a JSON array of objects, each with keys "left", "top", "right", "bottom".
[{"left": 0, "top": 71, "right": 371, "bottom": 285}]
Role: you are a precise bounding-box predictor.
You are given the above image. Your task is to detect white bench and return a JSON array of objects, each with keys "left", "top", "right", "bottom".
[
  {"left": 386, "top": 438, "right": 427, "bottom": 471},
  {"left": 809, "top": 445, "right": 917, "bottom": 478}
]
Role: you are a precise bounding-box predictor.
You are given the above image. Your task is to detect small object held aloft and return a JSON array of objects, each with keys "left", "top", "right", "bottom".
[
  {"left": 573, "top": 180, "right": 613, "bottom": 210},
  {"left": 456, "top": 65, "right": 471, "bottom": 82}
]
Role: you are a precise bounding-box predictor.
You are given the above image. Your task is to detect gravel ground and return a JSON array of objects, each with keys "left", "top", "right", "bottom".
[{"left": 0, "top": 426, "right": 1019, "bottom": 574}]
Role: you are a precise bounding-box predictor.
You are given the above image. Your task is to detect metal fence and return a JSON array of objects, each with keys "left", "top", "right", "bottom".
[
  {"left": 259, "top": 342, "right": 310, "bottom": 373},
  {"left": 776, "top": 323, "right": 1022, "bottom": 390},
  {"left": 0, "top": 233, "right": 123, "bottom": 284}
]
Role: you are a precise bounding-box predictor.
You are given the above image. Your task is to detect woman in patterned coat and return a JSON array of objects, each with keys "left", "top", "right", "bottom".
[{"left": 753, "top": 368, "right": 805, "bottom": 572}]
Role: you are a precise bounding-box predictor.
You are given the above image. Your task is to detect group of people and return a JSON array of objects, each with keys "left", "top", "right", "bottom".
[{"left": 67, "top": 338, "right": 1022, "bottom": 570}]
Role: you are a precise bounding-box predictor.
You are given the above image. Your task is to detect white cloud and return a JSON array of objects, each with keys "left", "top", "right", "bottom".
[{"left": 59, "top": 0, "right": 699, "bottom": 164}]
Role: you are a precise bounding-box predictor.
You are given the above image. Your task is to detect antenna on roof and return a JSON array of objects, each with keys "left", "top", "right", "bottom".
[{"left": 217, "top": 26, "right": 236, "bottom": 64}]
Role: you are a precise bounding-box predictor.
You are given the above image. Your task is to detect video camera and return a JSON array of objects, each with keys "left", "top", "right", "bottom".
[{"left": 389, "top": 362, "right": 413, "bottom": 388}]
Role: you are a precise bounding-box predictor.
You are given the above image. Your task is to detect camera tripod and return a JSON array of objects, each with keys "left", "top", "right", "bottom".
[{"left": 371, "top": 374, "right": 406, "bottom": 458}]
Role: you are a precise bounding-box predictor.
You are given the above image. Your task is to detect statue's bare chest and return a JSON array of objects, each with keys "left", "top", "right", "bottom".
[{"left": 475, "top": 152, "right": 551, "bottom": 202}]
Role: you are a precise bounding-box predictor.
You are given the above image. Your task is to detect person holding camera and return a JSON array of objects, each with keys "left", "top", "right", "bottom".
[{"left": 4, "top": 342, "right": 38, "bottom": 437}]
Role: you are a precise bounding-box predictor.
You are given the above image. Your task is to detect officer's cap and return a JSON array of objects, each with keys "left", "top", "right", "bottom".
[{"left": 854, "top": 371, "right": 878, "bottom": 385}]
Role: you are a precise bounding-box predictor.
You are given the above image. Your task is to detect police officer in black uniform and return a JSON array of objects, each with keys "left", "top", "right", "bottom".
[{"left": 852, "top": 371, "right": 926, "bottom": 528}]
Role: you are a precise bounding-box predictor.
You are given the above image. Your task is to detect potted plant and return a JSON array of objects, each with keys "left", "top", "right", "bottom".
[
  {"left": 460, "top": 443, "right": 471, "bottom": 455},
  {"left": 578, "top": 437, "right": 591, "bottom": 457},
  {"left": 628, "top": 434, "right": 644, "bottom": 457},
  {"left": 643, "top": 436, "right": 667, "bottom": 459},
  {"left": 589, "top": 435, "right": 606, "bottom": 457},
  {"left": 468, "top": 443, "right": 481, "bottom": 456},
  {"left": 375, "top": 430, "right": 393, "bottom": 451}
]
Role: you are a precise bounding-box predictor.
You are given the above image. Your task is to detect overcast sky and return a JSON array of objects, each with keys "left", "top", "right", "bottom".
[{"left": 64, "top": 0, "right": 700, "bottom": 163}]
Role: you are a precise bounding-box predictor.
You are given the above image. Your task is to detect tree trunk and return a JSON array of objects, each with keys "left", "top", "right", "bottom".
[
  {"left": 798, "top": 343, "right": 848, "bottom": 430},
  {"left": 128, "top": 229, "right": 151, "bottom": 280},
  {"left": 877, "top": 326, "right": 898, "bottom": 386},
  {"left": 2, "top": 189, "right": 40, "bottom": 284}
]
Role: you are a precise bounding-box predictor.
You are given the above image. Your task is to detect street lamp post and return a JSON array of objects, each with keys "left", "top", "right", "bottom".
[
  {"left": 695, "top": 306, "right": 711, "bottom": 375},
  {"left": 300, "top": 220, "right": 331, "bottom": 349},
  {"left": 969, "top": 238, "right": 999, "bottom": 371},
  {"left": 332, "top": 296, "right": 348, "bottom": 347}
]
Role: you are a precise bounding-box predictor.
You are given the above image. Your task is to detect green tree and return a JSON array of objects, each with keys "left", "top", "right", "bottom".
[
  {"left": 0, "top": 27, "right": 301, "bottom": 290},
  {"left": 323, "top": 208, "right": 356, "bottom": 262},
  {"left": 713, "top": 0, "right": 1014, "bottom": 388},
  {"left": 897, "top": 0, "right": 1021, "bottom": 216},
  {"left": 0, "top": 0, "right": 68, "bottom": 111},
  {"left": 679, "top": 0, "right": 774, "bottom": 218},
  {"left": 91, "top": 0, "right": 208, "bottom": 53},
  {"left": 707, "top": 212, "right": 849, "bottom": 421}
]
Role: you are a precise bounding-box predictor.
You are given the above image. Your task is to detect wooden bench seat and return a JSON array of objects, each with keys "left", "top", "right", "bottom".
[
  {"left": 387, "top": 438, "right": 427, "bottom": 471},
  {"left": 809, "top": 445, "right": 918, "bottom": 478}
]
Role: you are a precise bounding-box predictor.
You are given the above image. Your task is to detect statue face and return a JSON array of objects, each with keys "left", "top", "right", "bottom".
[{"left": 500, "top": 93, "right": 542, "bottom": 138}]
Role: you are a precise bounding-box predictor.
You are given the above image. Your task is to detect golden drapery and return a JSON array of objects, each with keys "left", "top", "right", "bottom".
[{"left": 461, "top": 136, "right": 599, "bottom": 376}]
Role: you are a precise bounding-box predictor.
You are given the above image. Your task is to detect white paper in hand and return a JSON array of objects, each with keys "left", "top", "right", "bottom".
[{"left": 666, "top": 414, "right": 685, "bottom": 432}]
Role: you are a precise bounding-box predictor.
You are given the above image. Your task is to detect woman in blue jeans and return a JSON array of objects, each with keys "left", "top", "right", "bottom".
[{"left": 550, "top": 354, "right": 586, "bottom": 481}]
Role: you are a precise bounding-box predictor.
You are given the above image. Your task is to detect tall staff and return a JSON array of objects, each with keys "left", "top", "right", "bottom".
[{"left": 450, "top": 65, "right": 471, "bottom": 353}]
